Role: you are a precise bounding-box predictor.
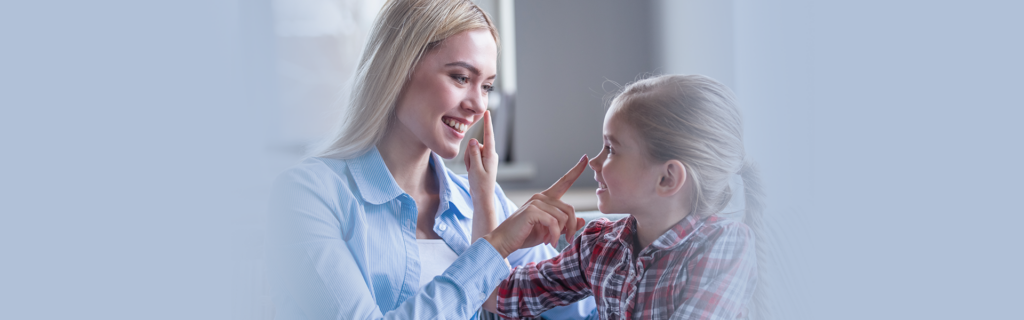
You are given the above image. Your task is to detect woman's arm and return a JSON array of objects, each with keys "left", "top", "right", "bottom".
[
  {"left": 483, "top": 217, "right": 598, "bottom": 318},
  {"left": 480, "top": 156, "right": 595, "bottom": 317}
]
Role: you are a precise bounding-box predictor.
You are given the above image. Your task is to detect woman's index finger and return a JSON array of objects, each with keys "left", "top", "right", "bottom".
[
  {"left": 483, "top": 110, "right": 495, "bottom": 153},
  {"left": 541, "top": 155, "right": 588, "bottom": 199}
]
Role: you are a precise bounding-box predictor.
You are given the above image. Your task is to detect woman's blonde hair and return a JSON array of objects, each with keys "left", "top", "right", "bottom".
[
  {"left": 612, "top": 74, "right": 771, "bottom": 318},
  {"left": 314, "top": 0, "right": 498, "bottom": 158}
]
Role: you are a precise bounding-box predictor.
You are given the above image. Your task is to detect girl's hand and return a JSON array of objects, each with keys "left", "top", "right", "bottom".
[
  {"left": 467, "top": 111, "right": 500, "bottom": 240},
  {"left": 483, "top": 155, "right": 590, "bottom": 258}
]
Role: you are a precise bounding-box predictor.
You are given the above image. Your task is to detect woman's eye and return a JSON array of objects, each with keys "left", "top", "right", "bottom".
[
  {"left": 451, "top": 75, "right": 469, "bottom": 84},
  {"left": 483, "top": 85, "right": 494, "bottom": 93}
]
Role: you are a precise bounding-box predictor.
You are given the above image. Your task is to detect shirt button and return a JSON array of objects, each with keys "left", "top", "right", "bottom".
[
  {"left": 478, "top": 293, "right": 486, "bottom": 301},
  {"left": 439, "top": 223, "right": 447, "bottom": 231}
]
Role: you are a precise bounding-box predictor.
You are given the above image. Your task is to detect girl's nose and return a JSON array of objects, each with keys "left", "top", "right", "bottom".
[{"left": 588, "top": 154, "right": 601, "bottom": 171}]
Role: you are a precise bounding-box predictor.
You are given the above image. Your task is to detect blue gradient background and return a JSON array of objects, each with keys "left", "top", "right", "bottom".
[{"left": 1, "top": 1, "right": 1022, "bottom": 319}]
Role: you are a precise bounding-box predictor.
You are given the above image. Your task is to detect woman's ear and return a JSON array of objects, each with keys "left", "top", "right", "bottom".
[{"left": 656, "top": 160, "right": 687, "bottom": 197}]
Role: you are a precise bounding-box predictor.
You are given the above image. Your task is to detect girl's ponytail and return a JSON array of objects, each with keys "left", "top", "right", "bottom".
[{"left": 740, "top": 160, "right": 772, "bottom": 320}]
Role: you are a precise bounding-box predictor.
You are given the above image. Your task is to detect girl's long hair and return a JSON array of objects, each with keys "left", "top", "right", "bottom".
[{"left": 613, "top": 74, "right": 771, "bottom": 319}]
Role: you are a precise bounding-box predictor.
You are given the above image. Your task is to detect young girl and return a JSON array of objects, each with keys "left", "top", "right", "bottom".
[{"left": 484, "top": 74, "right": 766, "bottom": 319}]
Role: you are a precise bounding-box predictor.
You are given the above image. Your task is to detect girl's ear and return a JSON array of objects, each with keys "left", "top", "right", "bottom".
[{"left": 656, "top": 160, "right": 687, "bottom": 197}]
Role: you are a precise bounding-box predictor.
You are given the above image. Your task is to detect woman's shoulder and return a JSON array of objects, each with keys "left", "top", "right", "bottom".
[
  {"left": 276, "top": 157, "right": 350, "bottom": 181},
  {"left": 272, "top": 157, "right": 358, "bottom": 198}
]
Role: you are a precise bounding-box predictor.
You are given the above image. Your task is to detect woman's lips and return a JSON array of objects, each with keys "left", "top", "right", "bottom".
[{"left": 442, "top": 116, "right": 468, "bottom": 133}]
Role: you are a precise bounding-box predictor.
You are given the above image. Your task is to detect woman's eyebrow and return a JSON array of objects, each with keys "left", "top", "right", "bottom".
[{"left": 445, "top": 61, "right": 497, "bottom": 80}]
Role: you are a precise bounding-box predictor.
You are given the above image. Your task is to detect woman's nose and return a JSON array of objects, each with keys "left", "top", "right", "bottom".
[{"left": 463, "top": 89, "right": 488, "bottom": 114}]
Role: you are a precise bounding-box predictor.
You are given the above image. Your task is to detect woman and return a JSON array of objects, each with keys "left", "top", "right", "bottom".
[{"left": 268, "top": 0, "right": 596, "bottom": 319}]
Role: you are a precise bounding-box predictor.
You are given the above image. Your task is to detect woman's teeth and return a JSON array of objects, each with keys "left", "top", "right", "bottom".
[{"left": 444, "top": 118, "right": 467, "bottom": 133}]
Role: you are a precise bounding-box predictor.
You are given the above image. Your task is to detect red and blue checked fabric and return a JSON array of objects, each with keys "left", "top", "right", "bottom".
[{"left": 495, "top": 214, "right": 756, "bottom": 320}]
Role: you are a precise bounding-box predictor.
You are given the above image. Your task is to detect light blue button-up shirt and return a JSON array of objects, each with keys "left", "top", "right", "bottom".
[{"left": 269, "top": 147, "right": 596, "bottom": 319}]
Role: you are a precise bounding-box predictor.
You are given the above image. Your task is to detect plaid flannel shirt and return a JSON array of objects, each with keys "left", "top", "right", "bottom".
[{"left": 495, "top": 214, "right": 756, "bottom": 320}]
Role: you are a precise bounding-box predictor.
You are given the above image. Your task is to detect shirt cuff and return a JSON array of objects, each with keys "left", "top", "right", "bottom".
[{"left": 442, "top": 238, "right": 511, "bottom": 305}]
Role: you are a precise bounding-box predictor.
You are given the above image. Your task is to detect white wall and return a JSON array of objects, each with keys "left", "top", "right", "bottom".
[
  {"left": 732, "top": 1, "right": 1024, "bottom": 319},
  {"left": 649, "top": 1, "right": 1024, "bottom": 318}
]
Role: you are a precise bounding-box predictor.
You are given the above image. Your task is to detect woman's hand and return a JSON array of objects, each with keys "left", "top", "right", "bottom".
[
  {"left": 483, "top": 155, "right": 590, "bottom": 258},
  {"left": 467, "top": 110, "right": 500, "bottom": 241}
]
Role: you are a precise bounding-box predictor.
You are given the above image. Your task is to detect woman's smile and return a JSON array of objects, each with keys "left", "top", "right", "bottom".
[
  {"left": 443, "top": 116, "right": 470, "bottom": 134},
  {"left": 391, "top": 29, "right": 497, "bottom": 159}
]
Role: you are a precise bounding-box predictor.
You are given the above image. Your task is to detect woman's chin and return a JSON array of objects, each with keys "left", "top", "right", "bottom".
[{"left": 433, "top": 145, "right": 460, "bottom": 160}]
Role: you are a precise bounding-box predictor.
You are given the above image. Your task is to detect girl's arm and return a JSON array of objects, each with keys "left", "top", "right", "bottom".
[{"left": 484, "top": 217, "right": 598, "bottom": 318}]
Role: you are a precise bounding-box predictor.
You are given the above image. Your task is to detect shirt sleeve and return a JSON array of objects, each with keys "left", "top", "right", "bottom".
[
  {"left": 267, "top": 163, "right": 511, "bottom": 320},
  {"left": 670, "top": 222, "right": 758, "bottom": 320},
  {"left": 496, "top": 220, "right": 608, "bottom": 319},
  {"left": 497, "top": 186, "right": 598, "bottom": 320}
]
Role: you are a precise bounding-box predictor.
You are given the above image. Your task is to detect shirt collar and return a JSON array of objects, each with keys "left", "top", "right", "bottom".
[
  {"left": 434, "top": 154, "right": 473, "bottom": 219},
  {"left": 349, "top": 147, "right": 471, "bottom": 221},
  {"left": 618, "top": 213, "right": 714, "bottom": 252},
  {"left": 650, "top": 213, "right": 714, "bottom": 251},
  {"left": 348, "top": 146, "right": 405, "bottom": 205}
]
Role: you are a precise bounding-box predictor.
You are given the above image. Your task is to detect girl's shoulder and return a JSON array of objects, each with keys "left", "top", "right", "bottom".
[
  {"left": 695, "top": 215, "right": 755, "bottom": 245},
  {"left": 577, "top": 215, "right": 633, "bottom": 246}
]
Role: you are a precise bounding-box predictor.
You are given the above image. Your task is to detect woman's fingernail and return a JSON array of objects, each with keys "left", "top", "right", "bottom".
[{"left": 579, "top": 154, "right": 587, "bottom": 162}]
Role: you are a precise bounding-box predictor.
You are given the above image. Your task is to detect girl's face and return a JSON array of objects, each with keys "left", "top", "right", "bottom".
[
  {"left": 393, "top": 29, "right": 497, "bottom": 159},
  {"left": 589, "top": 106, "right": 662, "bottom": 214}
]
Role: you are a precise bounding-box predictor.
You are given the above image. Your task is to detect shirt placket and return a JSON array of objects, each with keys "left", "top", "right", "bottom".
[
  {"left": 396, "top": 194, "right": 421, "bottom": 306},
  {"left": 632, "top": 253, "right": 655, "bottom": 319}
]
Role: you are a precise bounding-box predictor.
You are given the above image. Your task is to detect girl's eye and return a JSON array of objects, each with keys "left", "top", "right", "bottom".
[
  {"left": 451, "top": 75, "right": 469, "bottom": 84},
  {"left": 604, "top": 145, "right": 613, "bottom": 155},
  {"left": 483, "top": 85, "right": 494, "bottom": 93}
]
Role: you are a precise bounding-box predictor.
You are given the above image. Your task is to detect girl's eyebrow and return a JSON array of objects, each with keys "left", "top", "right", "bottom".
[
  {"left": 604, "top": 135, "right": 619, "bottom": 145},
  {"left": 444, "top": 61, "right": 497, "bottom": 80}
]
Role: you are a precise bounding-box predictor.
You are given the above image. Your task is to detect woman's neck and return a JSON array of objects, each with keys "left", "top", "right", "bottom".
[{"left": 377, "top": 127, "right": 436, "bottom": 196}]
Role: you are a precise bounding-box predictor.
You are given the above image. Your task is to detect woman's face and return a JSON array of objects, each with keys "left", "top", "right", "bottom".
[
  {"left": 589, "top": 106, "right": 661, "bottom": 214},
  {"left": 393, "top": 29, "right": 498, "bottom": 159}
]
